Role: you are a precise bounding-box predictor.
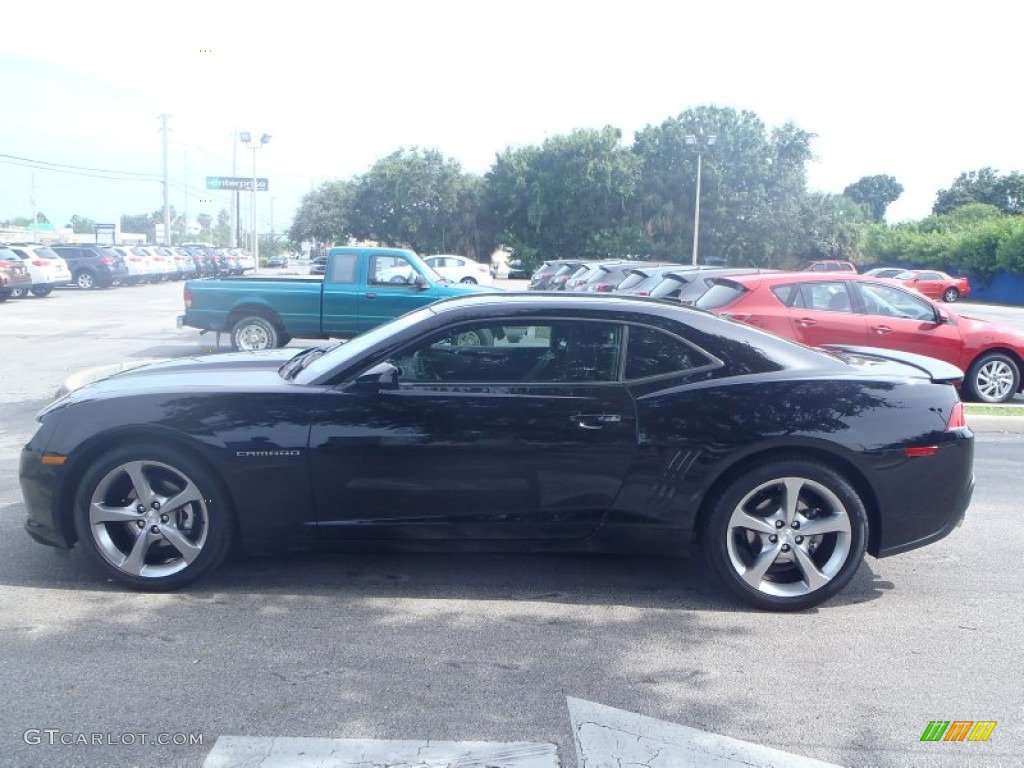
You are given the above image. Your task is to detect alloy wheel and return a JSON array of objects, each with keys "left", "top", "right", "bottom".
[{"left": 87, "top": 460, "right": 209, "bottom": 580}]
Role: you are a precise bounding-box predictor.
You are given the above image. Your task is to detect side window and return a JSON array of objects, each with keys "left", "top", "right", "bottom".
[
  {"left": 328, "top": 253, "right": 357, "bottom": 284},
  {"left": 370, "top": 255, "right": 416, "bottom": 285},
  {"left": 395, "top": 322, "right": 622, "bottom": 384},
  {"left": 770, "top": 283, "right": 803, "bottom": 308},
  {"left": 625, "top": 326, "right": 712, "bottom": 379},
  {"left": 801, "top": 282, "right": 852, "bottom": 312},
  {"left": 855, "top": 283, "right": 936, "bottom": 321}
]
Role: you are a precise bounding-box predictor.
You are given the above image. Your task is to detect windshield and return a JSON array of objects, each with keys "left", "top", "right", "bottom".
[{"left": 293, "top": 306, "right": 437, "bottom": 384}]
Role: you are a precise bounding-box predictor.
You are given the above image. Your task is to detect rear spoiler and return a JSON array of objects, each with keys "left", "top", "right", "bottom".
[{"left": 823, "top": 345, "right": 965, "bottom": 384}]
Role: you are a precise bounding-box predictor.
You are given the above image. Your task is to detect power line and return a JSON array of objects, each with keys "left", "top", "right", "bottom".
[{"left": 0, "top": 152, "right": 158, "bottom": 179}]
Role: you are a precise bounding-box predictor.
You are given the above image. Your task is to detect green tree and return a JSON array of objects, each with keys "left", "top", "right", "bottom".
[
  {"left": 631, "top": 107, "right": 815, "bottom": 266},
  {"left": 842, "top": 175, "right": 903, "bottom": 222},
  {"left": 485, "top": 127, "right": 642, "bottom": 260},
  {"left": 289, "top": 180, "right": 356, "bottom": 247},
  {"left": 67, "top": 215, "right": 97, "bottom": 233},
  {"left": 349, "top": 148, "right": 484, "bottom": 256},
  {"left": 933, "top": 168, "right": 1024, "bottom": 215},
  {"left": 213, "top": 208, "right": 231, "bottom": 246}
]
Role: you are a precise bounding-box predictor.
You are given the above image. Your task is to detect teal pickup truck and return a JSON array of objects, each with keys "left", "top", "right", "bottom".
[{"left": 178, "top": 246, "right": 497, "bottom": 350}]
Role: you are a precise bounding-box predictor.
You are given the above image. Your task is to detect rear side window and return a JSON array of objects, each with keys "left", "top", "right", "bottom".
[
  {"left": 329, "top": 253, "right": 357, "bottom": 284},
  {"left": 696, "top": 280, "right": 747, "bottom": 309},
  {"left": 625, "top": 326, "right": 712, "bottom": 379}
]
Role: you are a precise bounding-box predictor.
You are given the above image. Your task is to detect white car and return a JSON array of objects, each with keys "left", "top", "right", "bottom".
[
  {"left": 7, "top": 245, "right": 72, "bottom": 297},
  {"left": 424, "top": 254, "right": 493, "bottom": 286},
  {"left": 111, "top": 246, "right": 152, "bottom": 284}
]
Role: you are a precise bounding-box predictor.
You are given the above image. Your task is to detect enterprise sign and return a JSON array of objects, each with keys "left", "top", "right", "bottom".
[{"left": 206, "top": 176, "right": 269, "bottom": 191}]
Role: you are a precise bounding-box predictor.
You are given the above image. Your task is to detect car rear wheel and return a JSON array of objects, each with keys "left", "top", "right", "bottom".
[
  {"left": 965, "top": 352, "right": 1020, "bottom": 403},
  {"left": 231, "top": 315, "right": 280, "bottom": 351},
  {"left": 703, "top": 459, "right": 867, "bottom": 611},
  {"left": 73, "top": 445, "right": 234, "bottom": 590},
  {"left": 11, "top": 287, "right": 29, "bottom": 299},
  {"left": 460, "top": 277, "right": 478, "bottom": 284},
  {"left": 0, "top": 290, "right": 9, "bottom": 302},
  {"left": 942, "top": 287, "right": 960, "bottom": 303},
  {"left": 75, "top": 271, "right": 96, "bottom": 290},
  {"left": 30, "top": 286, "right": 53, "bottom": 297}
]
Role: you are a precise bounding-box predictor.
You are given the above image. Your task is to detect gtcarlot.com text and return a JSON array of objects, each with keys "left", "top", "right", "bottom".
[{"left": 23, "top": 729, "right": 203, "bottom": 747}]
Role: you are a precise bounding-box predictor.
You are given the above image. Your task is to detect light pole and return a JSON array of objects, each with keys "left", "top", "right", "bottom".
[
  {"left": 239, "top": 131, "right": 271, "bottom": 270},
  {"left": 685, "top": 133, "right": 716, "bottom": 265}
]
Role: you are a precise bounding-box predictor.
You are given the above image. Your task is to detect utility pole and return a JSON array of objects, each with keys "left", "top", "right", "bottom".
[
  {"left": 230, "top": 127, "right": 238, "bottom": 247},
  {"left": 159, "top": 114, "right": 172, "bottom": 246},
  {"left": 30, "top": 173, "right": 37, "bottom": 240}
]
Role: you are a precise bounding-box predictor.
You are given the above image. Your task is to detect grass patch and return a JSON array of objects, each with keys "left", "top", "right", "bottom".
[{"left": 964, "top": 404, "right": 1024, "bottom": 417}]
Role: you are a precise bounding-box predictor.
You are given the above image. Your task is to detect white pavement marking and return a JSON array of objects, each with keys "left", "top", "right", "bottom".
[
  {"left": 202, "top": 736, "right": 560, "bottom": 767},
  {"left": 568, "top": 697, "right": 842, "bottom": 768}
]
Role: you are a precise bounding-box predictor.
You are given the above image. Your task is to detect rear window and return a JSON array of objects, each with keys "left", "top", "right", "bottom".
[
  {"left": 696, "top": 280, "right": 748, "bottom": 309},
  {"left": 625, "top": 326, "right": 713, "bottom": 379},
  {"left": 649, "top": 273, "right": 690, "bottom": 299}
]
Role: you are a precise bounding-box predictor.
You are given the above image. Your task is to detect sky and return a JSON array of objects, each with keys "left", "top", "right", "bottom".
[{"left": 1, "top": 0, "right": 1021, "bottom": 239}]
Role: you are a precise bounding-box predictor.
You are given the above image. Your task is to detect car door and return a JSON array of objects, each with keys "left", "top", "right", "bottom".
[
  {"left": 772, "top": 280, "right": 870, "bottom": 348},
  {"left": 851, "top": 281, "right": 963, "bottom": 364},
  {"left": 309, "top": 318, "right": 638, "bottom": 540}
]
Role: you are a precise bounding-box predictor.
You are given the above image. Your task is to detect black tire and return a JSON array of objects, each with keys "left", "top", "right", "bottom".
[
  {"left": 702, "top": 458, "right": 867, "bottom": 611},
  {"left": 11, "top": 287, "right": 29, "bottom": 299},
  {"left": 459, "top": 277, "right": 478, "bottom": 284},
  {"left": 73, "top": 443, "right": 234, "bottom": 590},
  {"left": 942, "top": 287, "right": 960, "bottom": 303},
  {"left": 965, "top": 352, "right": 1020, "bottom": 403},
  {"left": 231, "top": 315, "right": 280, "bottom": 350},
  {"left": 0, "top": 290, "right": 9, "bottom": 303},
  {"left": 75, "top": 271, "right": 96, "bottom": 290},
  {"left": 30, "top": 286, "right": 53, "bottom": 298}
]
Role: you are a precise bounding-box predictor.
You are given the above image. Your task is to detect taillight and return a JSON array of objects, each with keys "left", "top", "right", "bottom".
[
  {"left": 100, "top": 256, "right": 114, "bottom": 264},
  {"left": 183, "top": 286, "right": 193, "bottom": 309},
  {"left": 946, "top": 401, "right": 966, "bottom": 430},
  {"left": 32, "top": 260, "right": 47, "bottom": 267},
  {"left": 632, "top": 290, "right": 650, "bottom": 296},
  {"left": 595, "top": 284, "right": 613, "bottom": 292}
]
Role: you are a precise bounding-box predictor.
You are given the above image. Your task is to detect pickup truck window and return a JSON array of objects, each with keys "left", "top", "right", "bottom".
[
  {"left": 370, "top": 255, "right": 417, "bottom": 286},
  {"left": 329, "top": 253, "right": 357, "bottom": 283}
]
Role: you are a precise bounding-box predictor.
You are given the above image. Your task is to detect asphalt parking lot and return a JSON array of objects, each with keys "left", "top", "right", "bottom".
[{"left": 0, "top": 280, "right": 1022, "bottom": 767}]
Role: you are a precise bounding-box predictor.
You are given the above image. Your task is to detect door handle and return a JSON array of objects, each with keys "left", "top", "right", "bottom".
[
  {"left": 796, "top": 318, "right": 817, "bottom": 327},
  {"left": 871, "top": 325, "right": 893, "bottom": 335},
  {"left": 572, "top": 413, "right": 622, "bottom": 430},
  {"left": 364, "top": 292, "right": 378, "bottom": 299}
]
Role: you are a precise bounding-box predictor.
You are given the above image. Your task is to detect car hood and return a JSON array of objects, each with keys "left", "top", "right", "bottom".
[
  {"left": 952, "top": 312, "right": 1024, "bottom": 343},
  {"left": 47, "top": 349, "right": 302, "bottom": 413}
]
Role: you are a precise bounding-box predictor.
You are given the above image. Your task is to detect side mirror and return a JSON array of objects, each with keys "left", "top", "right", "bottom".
[
  {"left": 351, "top": 362, "right": 399, "bottom": 391},
  {"left": 934, "top": 310, "right": 950, "bottom": 325},
  {"left": 413, "top": 273, "right": 428, "bottom": 289}
]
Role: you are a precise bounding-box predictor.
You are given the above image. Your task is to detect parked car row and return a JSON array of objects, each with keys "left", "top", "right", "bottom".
[
  {"left": 0, "top": 242, "right": 255, "bottom": 297},
  {"left": 520, "top": 258, "right": 1010, "bottom": 401}
]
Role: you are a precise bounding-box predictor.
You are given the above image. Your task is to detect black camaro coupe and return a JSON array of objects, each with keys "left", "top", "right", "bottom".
[{"left": 20, "top": 293, "right": 974, "bottom": 610}]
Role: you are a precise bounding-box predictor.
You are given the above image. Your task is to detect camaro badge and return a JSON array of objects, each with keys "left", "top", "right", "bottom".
[{"left": 235, "top": 450, "right": 302, "bottom": 457}]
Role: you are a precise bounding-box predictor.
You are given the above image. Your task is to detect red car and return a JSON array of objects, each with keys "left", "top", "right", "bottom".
[
  {"left": 896, "top": 269, "right": 970, "bottom": 303},
  {"left": 696, "top": 271, "right": 1023, "bottom": 402}
]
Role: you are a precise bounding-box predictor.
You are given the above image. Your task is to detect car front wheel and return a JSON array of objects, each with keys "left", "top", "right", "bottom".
[
  {"left": 965, "top": 352, "right": 1020, "bottom": 403},
  {"left": 943, "top": 287, "right": 960, "bottom": 302},
  {"left": 30, "top": 286, "right": 53, "bottom": 297},
  {"left": 231, "top": 315, "right": 280, "bottom": 350},
  {"left": 460, "top": 276, "right": 478, "bottom": 284},
  {"left": 75, "top": 271, "right": 96, "bottom": 290},
  {"left": 73, "top": 445, "right": 234, "bottom": 590},
  {"left": 703, "top": 459, "right": 867, "bottom": 611}
]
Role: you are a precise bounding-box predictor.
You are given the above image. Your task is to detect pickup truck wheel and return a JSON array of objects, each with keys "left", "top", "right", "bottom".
[{"left": 231, "top": 316, "right": 280, "bottom": 351}]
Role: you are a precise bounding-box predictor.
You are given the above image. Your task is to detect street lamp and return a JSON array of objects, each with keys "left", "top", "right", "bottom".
[
  {"left": 684, "top": 133, "right": 716, "bottom": 265},
  {"left": 239, "top": 131, "right": 271, "bottom": 270}
]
